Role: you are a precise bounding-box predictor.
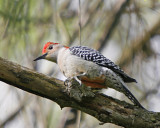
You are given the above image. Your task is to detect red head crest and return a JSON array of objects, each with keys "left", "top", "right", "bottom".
[{"left": 42, "top": 42, "right": 59, "bottom": 54}]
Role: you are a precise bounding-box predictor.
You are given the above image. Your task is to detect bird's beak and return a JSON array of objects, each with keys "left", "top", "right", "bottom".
[{"left": 34, "top": 53, "right": 48, "bottom": 61}]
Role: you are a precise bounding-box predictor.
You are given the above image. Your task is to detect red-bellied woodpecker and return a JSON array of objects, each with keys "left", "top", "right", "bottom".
[{"left": 34, "top": 42, "right": 144, "bottom": 109}]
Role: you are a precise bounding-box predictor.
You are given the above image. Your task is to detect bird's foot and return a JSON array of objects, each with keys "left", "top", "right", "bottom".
[
  {"left": 72, "top": 72, "right": 87, "bottom": 86},
  {"left": 64, "top": 77, "right": 73, "bottom": 92},
  {"left": 64, "top": 76, "right": 95, "bottom": 102}
]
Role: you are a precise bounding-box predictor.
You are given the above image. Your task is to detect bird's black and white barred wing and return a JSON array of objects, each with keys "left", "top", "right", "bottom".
[{"left": 69, "top": 46, "right": 137, "bottom": 83}]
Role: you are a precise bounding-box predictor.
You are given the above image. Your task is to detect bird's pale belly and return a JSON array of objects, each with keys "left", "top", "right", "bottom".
[
  {"left": 58, "top": 53, "right": 107, "bottom": 88},
  {"left": 62, "top": 61, "right": 107, "bottom": 88}
]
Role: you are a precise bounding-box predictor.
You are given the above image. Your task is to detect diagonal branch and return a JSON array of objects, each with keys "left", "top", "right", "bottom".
[
  {"left": 118, "top": 14, "right": 160, "bottom": 67},
  {"left": 0, "top": 57, "right": 160, "bottom": 128},
  {"left": 99, "top": 0, "right": 131, "bottom": 51},
  {"left": 0, "top": 98, "right": 29, "bottom": 127}
]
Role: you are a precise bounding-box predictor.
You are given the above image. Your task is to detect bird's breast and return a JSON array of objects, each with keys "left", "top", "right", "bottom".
[{"left": 57, "top": 49, "right": 101, "bottom": 78}]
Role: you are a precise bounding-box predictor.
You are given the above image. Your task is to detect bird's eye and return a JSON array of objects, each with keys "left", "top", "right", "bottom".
[{"left": 48, "top": 45, "right": 53, "bottom": 50}]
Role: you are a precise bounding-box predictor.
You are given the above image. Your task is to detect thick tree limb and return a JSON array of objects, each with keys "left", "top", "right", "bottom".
[{"left": 0, "top": 57, "right": 160, "bottom": 128}]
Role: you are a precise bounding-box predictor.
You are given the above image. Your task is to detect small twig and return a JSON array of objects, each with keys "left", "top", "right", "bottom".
[{"left": 78, "top": 0, "right": 82, "bottom": 45}]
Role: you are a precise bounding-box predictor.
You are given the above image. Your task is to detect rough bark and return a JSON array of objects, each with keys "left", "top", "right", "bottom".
[{"left": 0, "top": 57, "right": 160, "bottom": 128}]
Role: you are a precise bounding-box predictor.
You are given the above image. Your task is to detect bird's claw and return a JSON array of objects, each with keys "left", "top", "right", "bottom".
[
  {"left": 63, "top": 76, "right": 95, "bottom": 101},
  {"left": 64, "top": 78, "right": 73, "bottom": 92}
]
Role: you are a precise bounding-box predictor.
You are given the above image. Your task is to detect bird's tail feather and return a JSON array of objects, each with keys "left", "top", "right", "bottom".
[{"left": 122, "top": 85, "right": 144, "bottom": 109}]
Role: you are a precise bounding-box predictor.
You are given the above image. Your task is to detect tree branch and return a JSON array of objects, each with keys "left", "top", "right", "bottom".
[
  {"left": 0, "top": 98, "right": 29, "bottom": 127},
  {"left": 118, "top": 13, "right": 160, "bottom": 67},
  {"left": 0, "top": 57, "right": 160, "bottom": 128},
  {"left": 98, "top": 0, "right": 131, "bottom": 51}
]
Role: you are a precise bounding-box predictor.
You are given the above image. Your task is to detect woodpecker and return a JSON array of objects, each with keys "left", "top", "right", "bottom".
[{"left": 34, "top": 42, "right": 144, "bottom": 109}]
